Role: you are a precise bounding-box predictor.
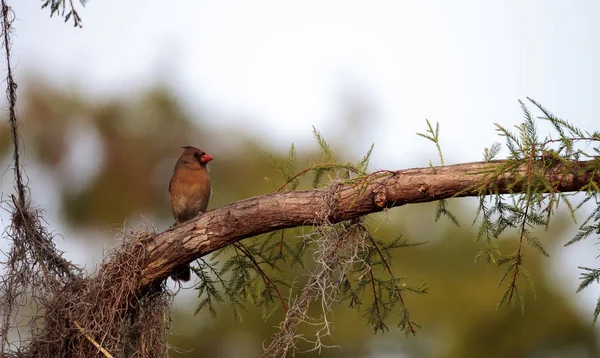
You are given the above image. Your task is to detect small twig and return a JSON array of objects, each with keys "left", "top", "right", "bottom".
[
  {"left": 233, "top": 242, "right": 288, "bottom": 312},
  {"left": 279, "top": 230, "right": 285, "bottom": 256},
  {"left": 276, "top": 164, "right": 360, "bottom": 192},
  {"left": 507, "top": 143, "right": 536, "bottom": 304},
  {"left": 199, "top": 258, "right": 228, "bottom": 288},
  {"left": 543, "top": 137, "right": 599, "bottom": 146},
  {"left": 368, "top": 268, "right": 382, "bottom": 328},
  {"left": 366, "top": 233, "right": 415, "bottom": 335},
  {"left": 73, "top": 320, "right": 114, "bottom": 358},
  {"left": 544, "top": 179, "right": 562, "bottom": 212}
]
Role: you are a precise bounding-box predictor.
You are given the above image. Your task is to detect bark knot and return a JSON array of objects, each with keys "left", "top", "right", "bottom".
[{"left": 373, "top": 188, "right": 387, "bottom": 208}]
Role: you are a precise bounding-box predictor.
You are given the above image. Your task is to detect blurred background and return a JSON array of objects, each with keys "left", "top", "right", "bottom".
[{"left": 1, "top": 1, "right": 599, "bottom": 357}]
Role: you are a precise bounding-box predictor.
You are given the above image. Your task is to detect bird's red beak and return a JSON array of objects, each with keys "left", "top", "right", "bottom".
[{"left": 201, "top": 153, "right": 214, "bottom": 164}]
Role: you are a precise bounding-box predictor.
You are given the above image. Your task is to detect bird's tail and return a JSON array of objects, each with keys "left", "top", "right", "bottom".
[{"left": 171, "top": 264, "right": 191, "bottom": 282}]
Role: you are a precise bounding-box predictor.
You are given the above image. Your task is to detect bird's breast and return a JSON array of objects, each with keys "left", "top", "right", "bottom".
[{"left": 169, "top": 168, "right": 211, "bottom": 222}]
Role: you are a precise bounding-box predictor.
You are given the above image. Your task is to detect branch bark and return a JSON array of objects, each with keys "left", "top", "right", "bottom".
[{"left": 139, "top": 159, "right": 598, "bottom": 290}]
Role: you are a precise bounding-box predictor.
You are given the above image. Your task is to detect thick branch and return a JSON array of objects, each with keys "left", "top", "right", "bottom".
[{"left": 140, "top": 159, "right": 598, "bottom": 289}]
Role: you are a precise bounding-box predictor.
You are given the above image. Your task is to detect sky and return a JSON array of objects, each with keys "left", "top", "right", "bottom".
[{"left": 6, "top": 0, "right": 600, "bottom": 326}]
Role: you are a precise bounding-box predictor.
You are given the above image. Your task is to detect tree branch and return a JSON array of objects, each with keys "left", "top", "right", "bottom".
[{"left": 140, "top": 159, "right": 598, "bottom": 290}]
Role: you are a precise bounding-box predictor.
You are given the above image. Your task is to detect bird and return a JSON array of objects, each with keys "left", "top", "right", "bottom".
[{"left": 168, "top": 146, "right": 213, "bottom": 282}]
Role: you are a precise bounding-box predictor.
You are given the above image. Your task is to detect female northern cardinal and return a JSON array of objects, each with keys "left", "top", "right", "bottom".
[{"left": 169, "top": 146, "right": 213, "bottom": 282}]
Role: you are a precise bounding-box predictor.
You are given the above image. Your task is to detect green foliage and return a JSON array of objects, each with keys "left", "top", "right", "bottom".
[
  {"left": 194, "top": 239, "right": 290, "bottom": 321},
  {"left": 264, "top": 127, "right": 372, "bottom": 192},
  {"left": 340, "top": 232, "right": 429, "bottom": 335},
  {"left": 435, "top": 198, "right": 460, "bottom": 227},
  {"left": 417, "top": 119, "right": 445, "bottom": 167},
  {"left": 192, "top": 259, "right": 227, "bottom": 318},
  {"left": 264, "top": 143, "right": 299, "bottom": 190},
  {"left": 41, "top": 0, "right": 86, "bottom": 27},
  {"left": 313, "top": 125, "right": 335, "bottom": 163},
  {"left": 483, "top": 142, "right": 502, "bottom": 162},
  {"left": 473, "top": 98, "right": 600, "bottom": 313},
  {"left": 418, "top": 120, "right": 460, "bottom": 227},
  {"left": 358, "top": 143, "right": 375, "bottom": 173},
  {"left": 577, "top": 267, "right": 600, "bottom": 323}
]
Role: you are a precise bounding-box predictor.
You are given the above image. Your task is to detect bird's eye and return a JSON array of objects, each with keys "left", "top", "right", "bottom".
[
  {"left": 193, "top": 152, "right": 200, "bottom": 158},
  {"left": 200, "top": 152, "right": 206, "bottom": 156}
]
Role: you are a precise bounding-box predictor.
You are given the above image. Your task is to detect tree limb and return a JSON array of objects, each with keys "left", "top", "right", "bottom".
[{"left": 139, "top": 159, "right": 598, "bottom": 291}]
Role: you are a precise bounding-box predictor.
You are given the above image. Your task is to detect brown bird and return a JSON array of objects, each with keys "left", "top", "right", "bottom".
[{"left": 169, "top": 146, "right": 213, "bottom": 282}]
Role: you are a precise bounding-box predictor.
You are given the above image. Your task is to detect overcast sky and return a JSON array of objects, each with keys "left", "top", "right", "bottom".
[{"left": 7, "top": 0, "right": 600, "bottom": 319}]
